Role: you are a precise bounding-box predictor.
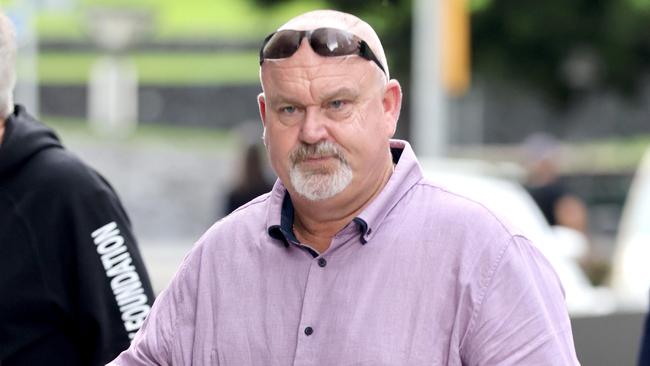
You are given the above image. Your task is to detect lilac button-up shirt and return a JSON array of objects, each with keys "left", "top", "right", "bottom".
[{"left": 110, "top": 140, "right": 579, "bottom": 365}]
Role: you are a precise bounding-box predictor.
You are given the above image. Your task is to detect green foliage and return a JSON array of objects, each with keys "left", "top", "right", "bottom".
[
  {"left": 46, "top": 115, "right": 237, "bottom": 152},
  {"left": 30, "top": 0, "right": 326, "bottom": 40},
  {"left": 251, "top": 0, "right": 650, "bottom": 104},
  {"left": 469, "top": 0, "right": 492, "bottom": 12},
  {"left": 628, "top": 0, "right": 650, "bottom": 11},
  {"left": 11, "top": 0, "right": 650, "bottom": 102},
  {"left": 38, "top": 52, "right": 260, "bottom": 84},
  {"left": 472, "top": 0, "right": 650, "bottom": 104}
]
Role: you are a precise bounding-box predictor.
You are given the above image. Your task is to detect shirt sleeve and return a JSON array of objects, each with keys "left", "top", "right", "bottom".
[
  {"left": 460, "top": 235, "right": 581, "bottom": 365},
  {"left": 107, "top": 245, "right": 199, "bottom": 366},
  {"left": 106, "top": 280, "right": 176, "bottom": 365},
  {"left": 66, "top": 184, "right": 156, "bottom": 365}
]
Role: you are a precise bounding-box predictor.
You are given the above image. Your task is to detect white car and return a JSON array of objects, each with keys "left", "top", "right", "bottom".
[
  {"left": 419, "top": 158, "right": 615, "bottom": 316},
  {"left": 610, "top": 147, "right": 650, "bottom": 310}
]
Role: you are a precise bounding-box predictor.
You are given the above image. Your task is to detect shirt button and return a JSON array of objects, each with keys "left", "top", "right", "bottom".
[
  {"left": 304, "top": 326, "right": 314, "bottom": 336},
  {"left": 318, "top": 257, "right": 327, "bottom": 267}
]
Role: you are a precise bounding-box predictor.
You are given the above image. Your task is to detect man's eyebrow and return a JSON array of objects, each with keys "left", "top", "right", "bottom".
[
  {"left": 320, "top": 87, "right": 359, "bottom": 101},
  {"left": 267, "top": 93, "right": 303, "bottom": 107}
]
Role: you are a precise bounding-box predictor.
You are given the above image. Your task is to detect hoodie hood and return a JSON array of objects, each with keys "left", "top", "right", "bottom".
[{"left": 0, "top": 105, "right": 63, "bottom": 178}]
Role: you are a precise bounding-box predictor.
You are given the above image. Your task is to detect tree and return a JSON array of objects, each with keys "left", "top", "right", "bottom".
[
  {"left": 471, "top": 0, "right": 650, "bottom": 104},
  {"left": 254, "top": 0, "right": 650, "bottom": 106}
]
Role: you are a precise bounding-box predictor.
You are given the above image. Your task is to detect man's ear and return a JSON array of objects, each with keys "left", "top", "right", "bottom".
[
  {"left": 382, "top": 80, "right": 402, "bottom": 138},
  {"left": 258, "top": 92, "right": 267, "bottom": 128}
]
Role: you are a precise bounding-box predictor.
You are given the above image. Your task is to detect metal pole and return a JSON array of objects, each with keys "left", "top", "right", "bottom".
[{"left": 412, "top": 0, "right": 447, "bottom": 157}]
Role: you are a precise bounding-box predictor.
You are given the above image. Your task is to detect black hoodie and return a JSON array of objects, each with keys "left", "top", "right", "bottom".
[{"left": 0, "top": 106, "right": 154, "bottom": 365}]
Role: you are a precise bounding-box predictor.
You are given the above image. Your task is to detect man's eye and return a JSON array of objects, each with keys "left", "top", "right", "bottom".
[
  {"left": 329, "top": 100, "right": 345, "bottom": 109},
  {"left": 281, "top": 106, "right": 296, "bottom": 114}
]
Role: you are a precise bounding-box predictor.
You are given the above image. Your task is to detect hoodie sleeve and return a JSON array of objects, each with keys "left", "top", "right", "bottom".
[{"left": 65, "top": 176, "right": 156, "bottom": 366}]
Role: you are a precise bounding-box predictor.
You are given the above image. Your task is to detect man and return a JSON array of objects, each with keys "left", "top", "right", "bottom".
[
  {"left": 523, "top": 132, "right": 588, "bottom": 233},
  {"left": 111, "top": 10, "right": 580, "bottom": 365},
  {"left": 0, "top": 11, "right": 154, "bottom": 365},
  {"left": 223, "top": 143, "right": 273, "bottom": 215}
]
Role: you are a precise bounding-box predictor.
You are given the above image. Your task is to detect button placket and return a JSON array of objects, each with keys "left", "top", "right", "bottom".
[{"left": 292, "top": 254, "right": 328, "bottom": 364}]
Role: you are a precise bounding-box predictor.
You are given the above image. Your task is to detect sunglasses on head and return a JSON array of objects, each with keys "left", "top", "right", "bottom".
[{"left": 259, "top": 27, "right": 386, "bottom": 76}]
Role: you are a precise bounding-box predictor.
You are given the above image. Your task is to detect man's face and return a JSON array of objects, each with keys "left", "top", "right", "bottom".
[{"left": 259, "top": 40, "right": 396, "bottom": 202}]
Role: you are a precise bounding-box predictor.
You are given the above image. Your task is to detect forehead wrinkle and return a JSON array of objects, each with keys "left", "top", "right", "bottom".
[
  {"left": 266, "top": 62, "right": 361, "bottom": 90},
  {"left": 262, "top": 45, "right": 382, "bottom": 105},
  {"left": 266, "top": 80, "right": 312, "bottom": 106},
  {"left": 270, "top": 68, "right": 378, "bottom": 106},
  {"left": 317, "top": 86, "right": 360, "bottom": 103},
  {"left": 309, "top": 63, "right": 381, "bottom": 99}
]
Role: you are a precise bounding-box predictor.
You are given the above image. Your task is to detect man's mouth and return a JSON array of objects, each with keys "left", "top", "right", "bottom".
[
  {"left": 303, "top": 154, "right": 336, "bottom": 162},
  {"left": 297, "top": 154, "right": 339, "bottom": 166},
  {"left": 293, "top": 154, "right": 342, "bottom": 175}
]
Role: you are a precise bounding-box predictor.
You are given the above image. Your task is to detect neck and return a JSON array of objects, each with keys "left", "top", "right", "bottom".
[{"left": 290, "top": 156, "right": 394, "bottom": 253}]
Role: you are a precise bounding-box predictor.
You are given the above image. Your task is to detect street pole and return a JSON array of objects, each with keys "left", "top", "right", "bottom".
[{"left": 412, "top": 0, "right": 448, "bottom": 157}]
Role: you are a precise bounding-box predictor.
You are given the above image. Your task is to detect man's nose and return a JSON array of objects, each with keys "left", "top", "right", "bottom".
[{"left": 299, "top": 108, "right": 329, "bottom": 145}]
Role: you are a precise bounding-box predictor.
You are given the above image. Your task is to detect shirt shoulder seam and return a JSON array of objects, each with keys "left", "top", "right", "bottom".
[
  {"left": 169, "top": 249, "right": 195, "bottom": 358},
  {"left": 414, "top": 180, "right": 520, "bottom": 237},
  {"left": 460, "top": 234, "right": 526, "bottom": 353}
]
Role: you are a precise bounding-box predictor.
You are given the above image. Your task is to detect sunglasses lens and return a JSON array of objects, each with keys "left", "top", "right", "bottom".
[
  {"left": 310, "top": 28, "right": 358, "bottom": 57},
  {"left": 259, "top": 28, "right": 384, "bottom": 75},
  {"left": 263, "top": 30, "right": 303, "bottom": 59}
]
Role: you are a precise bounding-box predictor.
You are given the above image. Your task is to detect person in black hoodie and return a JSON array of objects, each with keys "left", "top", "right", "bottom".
[{"left": 0, "top": 11, "right": 154, "bottom": 365}]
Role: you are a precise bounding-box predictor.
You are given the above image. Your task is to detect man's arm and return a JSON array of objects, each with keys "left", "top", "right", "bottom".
[
  {"left": 66, "top": 183, "right": 155, "bottom": 365},
  {"left": 108, "top": 241, "right": 201, "bottom": 366},
  {"left": 460, "top": 235, "right": 580, "bottom": 365}
]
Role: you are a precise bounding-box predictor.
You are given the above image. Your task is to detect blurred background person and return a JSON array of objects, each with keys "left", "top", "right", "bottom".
[
  {"left": 523, "top": 132, "right": 588, "bottom": 234},
  {"left": 0, "top": 10, "right": 154, "bottom": 366},
  {"left": 521, "top": 132, "right": 614, "bottom": 290},
  {"left": 223, "top": 142, "right": 273, "bottom": 214}
]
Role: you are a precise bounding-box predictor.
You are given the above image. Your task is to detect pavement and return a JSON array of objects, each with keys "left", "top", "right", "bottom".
[
  {"left": 138, "top": 238, "right": 195, "bottom": 294},
  {"left": 61, "top": 129, "right": 238, "bottom": 293}
]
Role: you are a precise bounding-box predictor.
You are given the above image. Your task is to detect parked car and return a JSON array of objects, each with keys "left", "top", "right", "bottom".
[
  {"left": 419, "top": 158, "right": 615, "bottom": 316},
  {"left": 610, "top": 147, "right": 650, "bottom": 310}
]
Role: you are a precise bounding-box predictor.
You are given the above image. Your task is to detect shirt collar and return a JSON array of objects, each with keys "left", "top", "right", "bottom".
[
  {"left": 355, "top": 140, "right": 423, "bottom": 243},
  {"left": 266, "top": 139, "right": 423, "bottom": 246},
  {"left": 266, "top": 180, "right": 296, "bottom": 247}
]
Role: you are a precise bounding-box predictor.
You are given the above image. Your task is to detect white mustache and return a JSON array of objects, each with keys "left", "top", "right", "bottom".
[{"left": 290, "top": 141, "right": 347, "bottom": 165}]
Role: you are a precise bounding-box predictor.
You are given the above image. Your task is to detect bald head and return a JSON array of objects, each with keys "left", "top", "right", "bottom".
[
  {"left": 0, "top": 10, "right": 16, "bottom": 119},
  {"left": 264, "top": 10, "right": 389, "bottom": 80}
]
